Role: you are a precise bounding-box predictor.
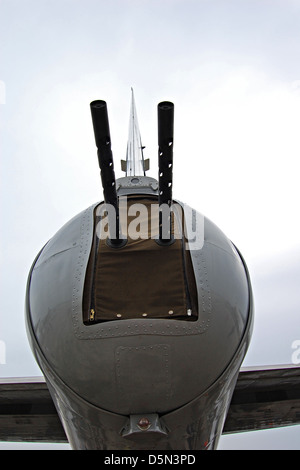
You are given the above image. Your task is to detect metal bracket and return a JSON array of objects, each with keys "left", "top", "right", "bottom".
[{"left": 121, "top": 413, "right": 168, "bottom": 440}]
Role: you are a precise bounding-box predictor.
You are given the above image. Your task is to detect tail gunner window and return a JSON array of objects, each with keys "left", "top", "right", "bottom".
[{"left": 83, "top": 196, "right": 198, "bottom": 323}]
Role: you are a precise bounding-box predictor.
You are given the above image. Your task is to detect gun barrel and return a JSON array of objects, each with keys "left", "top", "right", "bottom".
[
  {"left": 157, "top": 101, "right": 174, "bottom": 243},
  {"left": 90, "top": 100, "right": 124, "bottom": 247},
  {"left": 90, "top": 100, "right": 111, "bottom": 149}
]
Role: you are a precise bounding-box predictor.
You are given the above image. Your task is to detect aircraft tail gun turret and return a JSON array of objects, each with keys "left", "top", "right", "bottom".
[
  {"left": 25, "top": 93, "right": 254, "bottom": 451},
  {"left": 90, "top": 100, "right": 126, "bottom": 247}
]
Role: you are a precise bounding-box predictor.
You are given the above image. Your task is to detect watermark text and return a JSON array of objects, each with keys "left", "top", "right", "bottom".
[
  {"left": 0, "top": 340, "right": 6, "bottom": 365},
  {"left": 95, "top": 198, "right": 204, "bottom": 250},
  {"left": 291, "top": 340, "right": 300, "bottom": 365},
  {"left": 0, "top": 80, "right": 6, "bottom": 104}
]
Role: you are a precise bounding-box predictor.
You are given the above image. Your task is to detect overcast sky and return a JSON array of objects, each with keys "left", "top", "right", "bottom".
[{"left": 0, "top": 0, "right": 300, "bottom": 449}]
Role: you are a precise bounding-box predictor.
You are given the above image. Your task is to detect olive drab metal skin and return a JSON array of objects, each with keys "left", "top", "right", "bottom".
[{"left": 25, "top": 95, "right": 254, "bottom": 450}]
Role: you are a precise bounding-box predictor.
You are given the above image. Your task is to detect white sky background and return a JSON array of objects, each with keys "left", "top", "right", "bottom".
[{"left": 0, "top": 0, "right": 300, "bottom": 449}]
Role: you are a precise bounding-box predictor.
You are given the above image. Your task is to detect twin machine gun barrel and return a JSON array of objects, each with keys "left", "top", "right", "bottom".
[{"left": 90, "top": 99, "right": 175, "bottom": 246}]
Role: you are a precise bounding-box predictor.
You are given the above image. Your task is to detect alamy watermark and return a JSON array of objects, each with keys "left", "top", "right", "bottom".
[
  {"left": 95, "top": 198, "right": 204, "bottom": 250},
  {"left": 0, "top": 340, "right": 6, "bottom": 365},
  {"left": 291, "top": 340, "right": 300, "bottom": 365},
  {"left": 0, "top": 80, "right": 6, "bottom": 104}
]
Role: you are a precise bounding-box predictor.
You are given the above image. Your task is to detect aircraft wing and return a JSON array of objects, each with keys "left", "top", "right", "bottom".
[
  {"left": 0, "top": 376, "right": 66, "bottom": 443},
  {"left": 223, "top": 364, "right": 300, "bottom": 434},
  {"left": 0, "top": 365, "right": 299, "bottom": 443}
]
